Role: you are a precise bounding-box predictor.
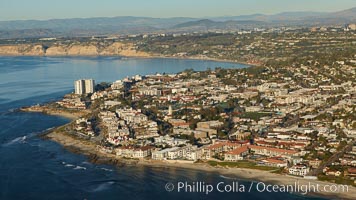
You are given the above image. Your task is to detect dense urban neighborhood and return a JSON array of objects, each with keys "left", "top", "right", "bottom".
[
  {"left": 22, "top": 25, "right": 356, "bottom": 187},
  {"left": 2, "top": 1, "right": 356, "bottom": 200}
]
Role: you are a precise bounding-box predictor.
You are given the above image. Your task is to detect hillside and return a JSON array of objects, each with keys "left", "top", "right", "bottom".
[{"left": 0, "top": 7, "right": 354, "bottom": 38}]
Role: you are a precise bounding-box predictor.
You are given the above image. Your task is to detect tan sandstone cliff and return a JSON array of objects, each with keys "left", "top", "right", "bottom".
[
  {"left": 45, "top": 45, "right": 68, "bottom": 56},
  {"left": 67, "top": 44, "right": 98, "bottom": 56},
  {"left": 0, "top": 42, "right": 150, "bottom": 57},
  {"left": 0, "top": 44, "right": 45, "bottom": 56}
]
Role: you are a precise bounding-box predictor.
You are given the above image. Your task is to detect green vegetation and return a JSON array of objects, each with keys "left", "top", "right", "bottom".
[
  {"left": 207, "top": 160, "right": 278, "bottom": 171},
  {"left": 238, "top": 112, "right": 271, "bottom": 121}
]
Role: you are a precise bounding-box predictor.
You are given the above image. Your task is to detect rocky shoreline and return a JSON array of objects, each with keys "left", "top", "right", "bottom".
[{"left": 20, "top": 106, "right": 89, "bottom": 120}]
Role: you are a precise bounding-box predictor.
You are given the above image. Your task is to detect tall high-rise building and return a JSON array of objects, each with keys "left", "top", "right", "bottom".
[
  {"left": 74, "top": 79, "right": 95, "bottom": 95},
  {"left": 84, "top": 79, "right": 95, "bottom": 94},
  {"left": 74, "top": 79, "right": 84, "bottom": 95}
]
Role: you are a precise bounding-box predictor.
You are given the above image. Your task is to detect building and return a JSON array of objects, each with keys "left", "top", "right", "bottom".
[
  {"left": 138, "top": 87, "right": 162, "bottom": 96},
  {"left": 309, "top": 159, "right": 322, "bottom": 169},
  {"left": 154, "top": 135, "right": 189, "bottom": 147},
  {"left": 224, "top": 146, "right": 249, "bottom": 161},
  {"left": 204, "top": 141, "right": 244, "bottom": 159},
  {"left": 288, "top": 164, "right": 309, "bottom": 176},
  {"left": 74, "top": 79, "right": 95, "bottom": 95},
  {"left": 261, "top": 158, "right": 288, "bottom": 167},
  {"left": 56, "top": 94, "right": 87, "bottom": 109},
  {"left": 115, "top": 146, "right": 154, "bottom": 158},
  {"left": 151, "top": 145, "right": 195, "bottom": 160},
  {"left": 324, "top": 169, "right": 342, "bottom": 177},
  {"left": 346, "top": 167, "right": 356, "bottom": 177},
  {"left": 74, "top": 80, "right": 84, "bottom": 95},
  {"left": 197, "top": 121, "right": 223, "bottom": 129},
  {"left": 249, "top": 145, "right": 299, "bottom": 157},
  {"left": 347, "top": 24, "right": 356, "bottom": 30},
  {"left": 152, "top": 147, "right": 180, "bottom": 160},
  {"left": 133, "top": 146, "right": 154, "bottom": 158}
]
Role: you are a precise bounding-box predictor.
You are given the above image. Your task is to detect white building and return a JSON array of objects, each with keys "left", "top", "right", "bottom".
[
  {"left": 152, "top": 147, "right": 179, "bottom": 160},
  {"left": 151, "top": 145, "right": 195, "bottom": 160},
  {"left": 74, "top": 79, "right": 95, "bottom": 95},
  {"left": 288, "top": 164, "right": 310, "bottom": 176}
]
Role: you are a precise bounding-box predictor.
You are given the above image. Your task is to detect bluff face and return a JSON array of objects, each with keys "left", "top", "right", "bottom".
[
  {"left": 0, "top": 42, "right": 150, "bottom": 57},
  {"left": 0, "top": 44, "right": 46, "bottom": 56}
]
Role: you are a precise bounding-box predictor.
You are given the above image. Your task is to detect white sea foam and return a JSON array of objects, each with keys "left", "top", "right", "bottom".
[
  {"left": 100, "top": 167, "right": 113, "bottom": 172},
  {"left": 219, "top": 175, "right": 236, "bottom": 180},
  {"left": 82, "top": 161, "right": 92, "bottom": 165},
  {"left": 92, "top": 181, "right": 115, "bottom": 192},
  {"left": 73, "top": 166, "right": 87, "bottom": 170},
  {"left": 3, "top": 136, "right": 27, "bottom": 146}
]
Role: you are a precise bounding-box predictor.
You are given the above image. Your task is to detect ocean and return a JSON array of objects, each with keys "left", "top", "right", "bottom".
[{"left": 0, "top": 56, "right": 322, "bottom": 200}]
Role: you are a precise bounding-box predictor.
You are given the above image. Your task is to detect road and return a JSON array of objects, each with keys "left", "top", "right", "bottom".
[{"left": 310, "top": 142, "right": 353, "bottom": 176}]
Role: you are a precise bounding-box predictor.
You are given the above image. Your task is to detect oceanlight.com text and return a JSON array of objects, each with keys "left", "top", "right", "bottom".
[{"left": 165, "top": 181, "right": 349, "bottom": 195}]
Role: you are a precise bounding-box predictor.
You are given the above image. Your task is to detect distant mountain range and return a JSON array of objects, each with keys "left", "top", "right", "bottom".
[
  {"left": 172, "top": 19, "right": 269, "bottom": 32},
  {"left": 0, "top": 7, "right": 355, "bottom": 39},
  {"left": 213, "top": 7, "right": 356, "bottom": 22}
]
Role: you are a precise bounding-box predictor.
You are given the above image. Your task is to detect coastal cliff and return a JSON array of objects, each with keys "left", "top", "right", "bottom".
[
  {"left": 0, "top": 42, "right": 150, "bottom": 57},
  {"left": 0, "top": 44, "right": 46, "bottom": 56}
]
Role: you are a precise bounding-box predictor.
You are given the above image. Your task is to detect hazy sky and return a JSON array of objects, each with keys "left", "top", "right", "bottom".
[{"left": 0, "top": 0, "right": 355, "bottom": 21}]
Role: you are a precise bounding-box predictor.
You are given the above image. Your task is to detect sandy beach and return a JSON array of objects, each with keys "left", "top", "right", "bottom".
[{"left": 138, "top": 161, "right": 356, "bottom": 199}]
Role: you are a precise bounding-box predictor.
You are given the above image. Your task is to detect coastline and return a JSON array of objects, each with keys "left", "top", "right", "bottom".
[
  {"left": 0, "top": 53, "right": 260, "bottom": 67},
  {"left": 40, "top": 126, "right": 356, "bottom": 200},
  {"left": 137, "top": 54, "right": 260, "bottom": 66},
  {"left": 20, "top": 106, "right": 88, "bottom": 120}
]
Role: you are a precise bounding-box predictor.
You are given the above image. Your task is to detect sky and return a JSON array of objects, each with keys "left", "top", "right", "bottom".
[{"left": 0, "top": 0, "right": 355, "bottom": 21}]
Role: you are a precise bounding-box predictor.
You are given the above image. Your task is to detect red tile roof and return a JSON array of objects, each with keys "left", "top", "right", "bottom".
[
  {"left": 348, "top": 167, "right": 356, "bottom": 174},
  {"left": 206, "top": 142, "right": 241, "bottom": 150},
  {"left": 226, "top": 146, "right": 249, "bottom": 155},
  {"left": 248, "top": 145, "right": 298, "bottom": 154}
]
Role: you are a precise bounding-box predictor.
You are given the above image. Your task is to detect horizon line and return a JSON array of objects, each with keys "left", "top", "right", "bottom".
[{"left": 0, "top": 6, "right": 354, "bottom": 23}]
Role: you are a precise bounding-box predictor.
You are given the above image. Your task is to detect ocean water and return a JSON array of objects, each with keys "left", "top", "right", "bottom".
[{"left": 0, "top": 56, "right": 322, "bottom": 200}]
